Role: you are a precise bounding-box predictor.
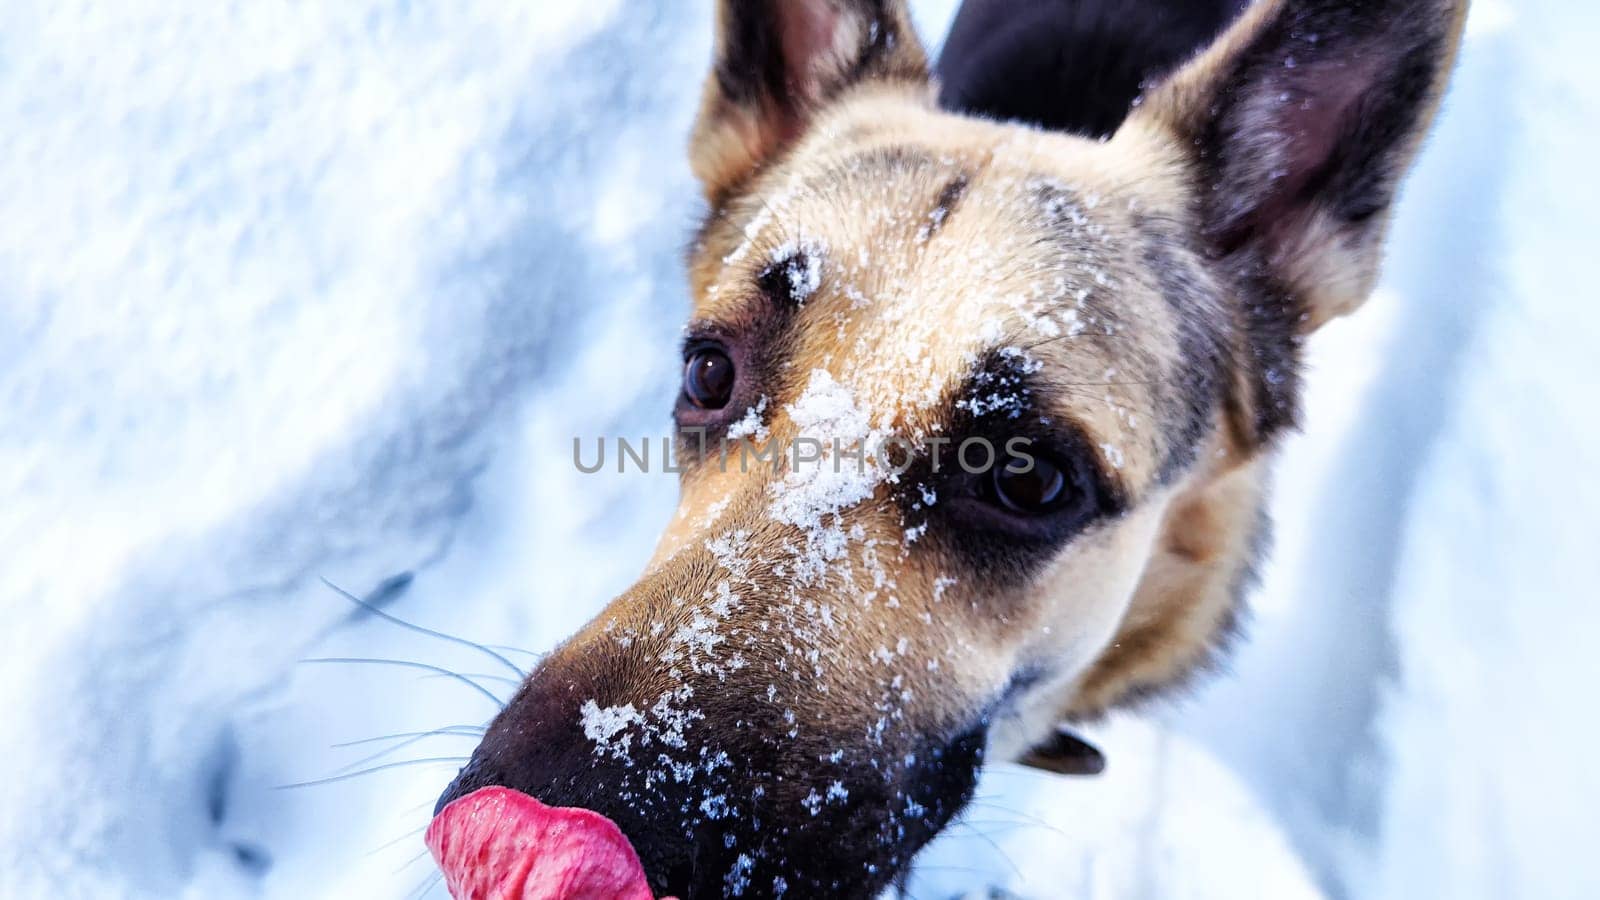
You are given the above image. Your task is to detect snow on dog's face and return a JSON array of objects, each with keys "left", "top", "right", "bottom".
[{"left": 434, "top": 0, "right": 1465, "bottom": 895}]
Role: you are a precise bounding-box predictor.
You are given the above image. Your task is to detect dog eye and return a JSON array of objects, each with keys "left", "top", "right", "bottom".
[
  {"left": 683, "top": 346, "right": 735, "bottom": 410},
  {"left": 989, "top": 456, "right": 1077, "bottom": 515}
]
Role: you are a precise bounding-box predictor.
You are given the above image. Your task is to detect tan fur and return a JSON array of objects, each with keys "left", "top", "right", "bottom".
[
  {"left": 676, "top": 86, "right": 1250, "bottom": 758},
  {"left": 1069, "top": 435, "right": 1266, "bottom": 719}
]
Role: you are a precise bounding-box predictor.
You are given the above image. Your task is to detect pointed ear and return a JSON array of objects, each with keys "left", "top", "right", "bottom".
[
  {"left": 1130, "top": 0, "right": 1467, "bottom": 331},
  {"left": 690, "top": 0, "right": 930, "bottom": 201}
]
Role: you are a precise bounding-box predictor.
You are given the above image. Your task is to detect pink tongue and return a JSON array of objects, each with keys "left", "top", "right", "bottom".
[{"left": 426, "top": 786, "right": 663, "bottom": 900}]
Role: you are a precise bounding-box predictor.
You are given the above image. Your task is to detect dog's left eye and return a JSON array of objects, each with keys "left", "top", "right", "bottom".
[
  {"left": 987, "top": 455, "right": 1084, "bottom": 516},
  {"left": 683, "top": 346, "right": 735, "bottom": 410}
]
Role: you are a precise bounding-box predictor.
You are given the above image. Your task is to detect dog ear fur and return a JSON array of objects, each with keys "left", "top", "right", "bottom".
[
  {"left": 1129, "top": 0, "right": 1468, "bottom": 332},
  {"left": 690, "top": 0, "right": 929, "bottom": 202}
]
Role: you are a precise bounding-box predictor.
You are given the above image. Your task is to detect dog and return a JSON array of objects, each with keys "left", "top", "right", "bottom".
[{"left": 433, "top": 0, "right": 1467, "bottom": 895}]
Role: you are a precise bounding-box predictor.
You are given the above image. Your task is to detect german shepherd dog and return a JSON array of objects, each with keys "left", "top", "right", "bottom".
[{"left": 434, "top": 0, "right": 1466, "bottom": 894}]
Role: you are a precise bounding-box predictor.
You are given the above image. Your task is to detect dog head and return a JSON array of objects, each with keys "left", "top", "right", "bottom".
[{"left": 437, "top": 0, "right": 1466, "bottom": 894}]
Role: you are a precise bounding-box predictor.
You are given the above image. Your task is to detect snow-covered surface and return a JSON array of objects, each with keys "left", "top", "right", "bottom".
[{"left": 1, "top": 0, "right": 1594, "bottom": 897}]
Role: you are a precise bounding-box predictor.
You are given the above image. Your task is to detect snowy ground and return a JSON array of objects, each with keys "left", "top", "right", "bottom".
[{"left": 1, "top": 1, "right": 1595, "bottom": 898}]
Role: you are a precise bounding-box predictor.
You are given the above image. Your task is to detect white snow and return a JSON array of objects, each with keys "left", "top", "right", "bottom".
[
  {"left": 580, "top": 701, "right": 644, "bottom": 759},
  {"left": 769, "top": 369, "right": 888, "bottom": 534},
  {"left": 769, "top": 239, "right": 828, "bottom": 304},
  {"left": 724, "top": 397, "right": 770, "bottom": 443},
  {"left": 3, "top": 0, "right": 1596, "bottom": 898}
]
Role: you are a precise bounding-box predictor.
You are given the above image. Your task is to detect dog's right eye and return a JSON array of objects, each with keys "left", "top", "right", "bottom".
[{"left": 683, "top": 346, "right": 735, "bottom": 410}]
